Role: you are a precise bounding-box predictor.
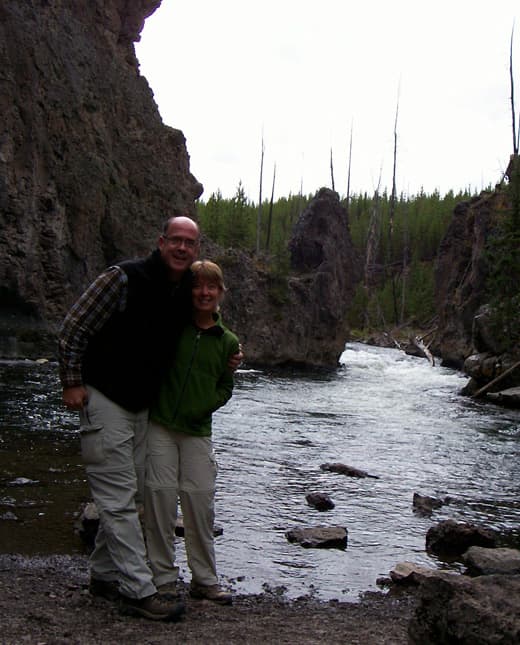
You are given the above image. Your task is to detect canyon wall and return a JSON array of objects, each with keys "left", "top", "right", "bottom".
[{"left": 0, "top": 1, "right": 360, "bottom": 367}]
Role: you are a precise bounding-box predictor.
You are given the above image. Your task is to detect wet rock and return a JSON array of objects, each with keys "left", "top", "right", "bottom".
[
  {"left": 487, "top": 386, "right": 520, "bottom": 406},
  {"left": 74, "top": 502, "right": 99, "bottom": 548},
  {"left": 389, "top": 561, "right": 459, "bottom": 585},
  {"left": 305, "top": 492, "right": 335, "bottom": 511},
  {"left": 0, "top": 512, "right": 19, "bottom": 521},
  {"left": 285, "top": 526, "right": 348, "bottom": 549},
  {"left": 463, "top": 546, "right": 520, "bottom": 576},
  {"left": 75, "top": 502, "right": 224, "bottom": 548},
  {"left": 8, "top": 477, "right": 39, "bottom": 486},
  {"left": 412, "top": 493, "right": 448, "bottom": 516},
  {"left": 426, "top": 519, "right": 496, "bottom": 557},
  {"left": 408, "top": 574, "right": 520, "bottom": 644},
  {"left": 320, "top": 463, "right": 379, "bottom": 479},
  {"left": 175, "top": 516, "right": 223, "bottom": 538}
]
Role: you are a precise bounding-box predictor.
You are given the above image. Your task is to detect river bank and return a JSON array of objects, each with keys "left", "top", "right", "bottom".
[{"left": 0, "top": 554, "right": 416, "bottom": 644}]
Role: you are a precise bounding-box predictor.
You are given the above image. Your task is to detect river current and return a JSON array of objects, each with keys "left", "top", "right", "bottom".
[{"left": 1, "top": 342, "right": 519, "bottom": 601}]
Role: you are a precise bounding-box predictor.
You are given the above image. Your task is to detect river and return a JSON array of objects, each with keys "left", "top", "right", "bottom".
[{"left": 1, "top": 342, "right": 519, "bottom": 601}]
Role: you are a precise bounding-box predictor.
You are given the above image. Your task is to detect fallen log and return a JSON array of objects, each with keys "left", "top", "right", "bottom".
[{"left": 471, "top": 360, "right": 520, "bottom": 399}]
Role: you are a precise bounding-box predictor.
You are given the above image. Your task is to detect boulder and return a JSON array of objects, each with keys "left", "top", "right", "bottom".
[
  {"left": 408, "top": 574, "right": 520, "bottom": 644},
  {"left": 305, "top": 492, "right": 335, "bottom": 511},
  {"left": 75, "top": 502, "right": 223, "bottom": 549},
  {"left": 285, "top": 526, "right": 348, "bottom": 550},
  {"left": 412, "top": 493, "right": 448, "bottom": 516},
  {"left": 426, "top": 519, "right": 496, "bottom": 557},
  {"left": 389, "top": 561, "right": 459, "bottom": 585},
  {"left": 487, "top": 386, "right": 520, "bottom": 406},
  {"left": 463, "top": 546, "right": 520, "bottom": 576}
]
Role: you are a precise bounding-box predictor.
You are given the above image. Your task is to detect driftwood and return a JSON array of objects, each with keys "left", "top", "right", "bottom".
[
  {"left": 413, "top": 335, "right": 435, "bottom": 366},
  {"left": 471, "top": 360, "right": 520, "bottom": 399}
]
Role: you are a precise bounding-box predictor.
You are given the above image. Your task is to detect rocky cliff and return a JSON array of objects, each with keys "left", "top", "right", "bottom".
[
  {"left": 0, "top": 0, "right": 202, "bottom": 356},
  {"left": 434, "top": 181, "right": 520, "bottom": 392},
  {"left": 0, "top": 2, "right": 360, "bottom": 366},
  {"left": 434, "top": 191, "right": 504, "bottom": 366},
  {"left": 205, "top": 188, "right": 361, "bottom": 367}
]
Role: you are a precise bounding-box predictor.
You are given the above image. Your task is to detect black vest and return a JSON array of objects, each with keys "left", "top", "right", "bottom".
[{"left": 82, "top": 250, "right": 192, "bottom": 412}]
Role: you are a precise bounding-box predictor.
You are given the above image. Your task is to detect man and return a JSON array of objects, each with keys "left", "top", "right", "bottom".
[{"left": 59, "top": 216, "right": 223, "bottom": 621}]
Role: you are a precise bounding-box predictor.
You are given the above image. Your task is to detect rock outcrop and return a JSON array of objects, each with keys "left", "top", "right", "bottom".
[
  {"left": 434, "top": 191, "right": 507, "bottom": 368},
  {"left": 408, "top": 574, "right": 520, "bottom": 644},
  {"left": 434, "top": 182, "right": 520, "bottom": 396},
  {"left": 0, "top": 0, "right": 202, "bottom": 356},
  {"left": 204, "top": 188, "right": 361, "bottom": 367}
]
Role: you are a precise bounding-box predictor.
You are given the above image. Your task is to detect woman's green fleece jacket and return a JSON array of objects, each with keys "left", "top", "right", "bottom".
[{"left": 150, "top": 314, "right": 239, "bottom": 437}]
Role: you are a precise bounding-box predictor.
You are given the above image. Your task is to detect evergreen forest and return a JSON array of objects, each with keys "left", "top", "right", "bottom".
[{"left": 197, "top": 185, "right": 478, "bottom": 333}]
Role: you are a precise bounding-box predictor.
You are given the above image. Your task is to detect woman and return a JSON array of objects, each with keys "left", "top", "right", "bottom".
[{"left": 144, "top": 260, "right": 239, "bottom": 605}]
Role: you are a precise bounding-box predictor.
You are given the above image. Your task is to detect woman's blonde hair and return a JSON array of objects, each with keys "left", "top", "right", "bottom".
[{"left": 191, "top": 260, "right": 226, "bottom": 291}]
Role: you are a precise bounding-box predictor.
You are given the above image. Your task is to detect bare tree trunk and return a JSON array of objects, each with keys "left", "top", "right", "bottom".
[
  {"left": 330, "top": 147, "right": 335, "bottom": 191},
  {"left": 388, "top": 90, "right": 400, "bottom": 325},
  {"left": 256, "top": 134, "right": 265, "bottom": 254},
  {"left": 346, "top": 121, "right": 353, "bottom": 219},
  {"left": 265, "top": 164, "right": 276, "bottom": 252},
  {"left": 510, "top": 26, "right": 518, "bottom": 155},
  {"left": 364, "top": 169, "right": 383, "bottom": 312},
  {"left": 400, "top": 202, "right": 410, "bottom": 322}
]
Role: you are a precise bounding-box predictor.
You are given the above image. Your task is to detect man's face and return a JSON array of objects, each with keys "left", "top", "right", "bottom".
[{"left": 158, "top": 217, "right": 200, "bottom": 280}]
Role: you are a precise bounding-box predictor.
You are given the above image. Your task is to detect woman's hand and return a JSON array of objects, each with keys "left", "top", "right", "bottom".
[{"left": 228, "top": 344, "right": 244, "bottom": 371}]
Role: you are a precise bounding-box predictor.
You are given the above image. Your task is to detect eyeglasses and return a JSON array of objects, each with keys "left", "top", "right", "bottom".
[{"left": 162, "top": 235, "right": 198, "bottom": 249}]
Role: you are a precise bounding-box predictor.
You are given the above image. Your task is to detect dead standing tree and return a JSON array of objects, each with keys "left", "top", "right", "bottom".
[
  {"left": 256, "top": 134, "right": 265, "bottom": 254},
  {"left": 363, "top": 168, "right": 383, "bottom": 327},
  {"left": 388, "top": 91, "right": 402, "bottom": 325},
  {"left": 330, "top": 147, "right": 335, "bottom": 192},
  {"left": 345, "top": 121, "right": 353, "bottom": 220},
  {"left": 265, "top": 164, "right": 276, "bottom": 252},
  {"left": 510, "top": 25, "right": 519, "bottom": 155}
]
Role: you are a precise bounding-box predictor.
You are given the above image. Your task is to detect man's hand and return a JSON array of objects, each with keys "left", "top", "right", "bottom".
[
  {"left": 63, "top": 385, "right": 88, "bottom": 410},
  {"left": 228, "top": 344, "right": 244, "bottom": 371}
]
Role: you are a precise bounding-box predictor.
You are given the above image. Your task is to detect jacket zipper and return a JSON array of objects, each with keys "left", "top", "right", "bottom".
[{"left": 171, "top": 329, "right": 201, "bottom": 422}]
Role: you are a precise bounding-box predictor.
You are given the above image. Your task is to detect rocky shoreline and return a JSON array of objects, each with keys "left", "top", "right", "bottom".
[{"left": 0, "top": 554, "right": 416, "bottom": 644}]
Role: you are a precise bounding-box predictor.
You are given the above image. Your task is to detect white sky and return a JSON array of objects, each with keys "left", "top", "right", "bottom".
[{"left": 135, "top": 0, "right": 520, "bottom": 201}]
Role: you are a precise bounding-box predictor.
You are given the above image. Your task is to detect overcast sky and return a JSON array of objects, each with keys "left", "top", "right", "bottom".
[{"left": 136, "top": 0, "right": 520, "bottom": 202}]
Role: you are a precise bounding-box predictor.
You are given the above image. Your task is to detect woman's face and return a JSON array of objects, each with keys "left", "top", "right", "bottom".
[{"left": 192, "top": 278, "right": 222, "bottom": 313}]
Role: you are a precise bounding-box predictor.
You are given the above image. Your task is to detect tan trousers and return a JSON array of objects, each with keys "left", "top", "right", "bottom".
[
  {"left": 80, "top": 386, "right": 156, "bottom": 599},
  {"left": 144, "top": 421, "right": 219, "bottom": 587}
]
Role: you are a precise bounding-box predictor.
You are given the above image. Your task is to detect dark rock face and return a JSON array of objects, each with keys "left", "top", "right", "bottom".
[
  {"left": 0, "top": 0, "right": 202, "bottom": 356},
  {"left": 208, "top": 189, "right": 361, "bottom": 367},
  {"left": 434, "top": 191, "right": 509, "bottom": 368}
]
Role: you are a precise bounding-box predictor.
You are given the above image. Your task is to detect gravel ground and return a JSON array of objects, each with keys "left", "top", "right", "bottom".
[{"left": 0, "top": 554, "right": 417, "bottom": 644}]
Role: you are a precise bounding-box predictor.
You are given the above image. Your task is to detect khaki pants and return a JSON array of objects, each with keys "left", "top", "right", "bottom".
[
  {"left": 79, "top": 386, "right": 156, "bottom": 599},
  {"left": 144, "top": 421, "right": 218, "bottom": 587}
]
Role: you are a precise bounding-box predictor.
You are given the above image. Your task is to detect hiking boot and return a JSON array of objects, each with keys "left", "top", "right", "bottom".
[
  {"left": 119, "top": 592, "right": 185, "bottom": 621},
  {"left": 157, "top": 581, "right": 181, "bottom": 600},
  {"left": 190, "top": 583, "right": 232, "bottom": 605},
  {"left": 88, "top": 577, "right": 120, "bottom": 601}
]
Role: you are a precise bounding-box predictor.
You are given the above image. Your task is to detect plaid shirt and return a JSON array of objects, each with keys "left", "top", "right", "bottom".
[{"left": 58, "top": 267, "right": 128, "bottom": 388}]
